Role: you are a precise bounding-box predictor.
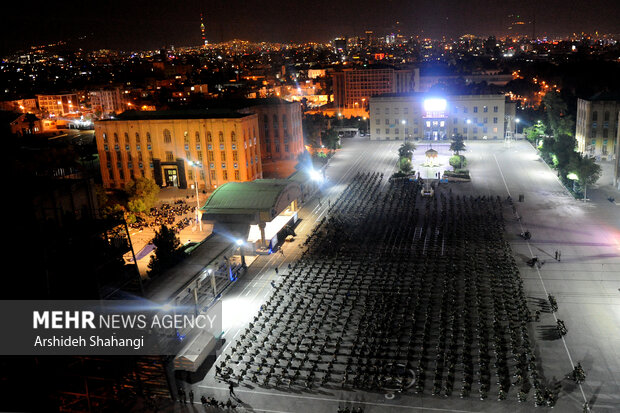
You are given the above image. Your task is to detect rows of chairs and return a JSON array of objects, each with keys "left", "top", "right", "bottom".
[{"left": 217, "top": 172, "right": 545, "bottom": 403}]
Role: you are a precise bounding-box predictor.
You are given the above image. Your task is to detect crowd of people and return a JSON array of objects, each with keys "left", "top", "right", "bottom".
[
  {"left": 215, "top": 171, "right": 552, "bottom": 404},
  {"left": 129, "top": 200, "right": 195, "bottom": 233}
]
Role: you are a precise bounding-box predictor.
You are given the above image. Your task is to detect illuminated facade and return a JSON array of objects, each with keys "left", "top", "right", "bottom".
[
  {"left": 94, "top": 110, "right": 262, "bottom": 190},
  {"left": 369, "top": 93, "right": 507, "bottom": 141},
  {"left": 251, "top": 100, "right": 304, "bottom": 162},
  {"left": 37, "top": 93, "right": 80, "bottom": 117},
  {"left": 88, "top": 88, "right": 124, "bottom": 118},
  {"left": 331, "top": 66, "right": 420, "bottom": 116},
  {"left": 575, "top": 94, "right": 620, "bottom": 160}
]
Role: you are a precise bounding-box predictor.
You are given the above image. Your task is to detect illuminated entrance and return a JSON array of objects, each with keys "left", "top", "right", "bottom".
[
  {"left": 164, "top": 167, "right": 178, "bottom": 187},
  {"left": 423, "top": 98, "right": 448, "bottom": 141}
]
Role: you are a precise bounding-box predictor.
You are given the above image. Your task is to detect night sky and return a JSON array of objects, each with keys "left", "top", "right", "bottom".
[{"left": 1, "top": 0, "right": 619, "bottom": 53}]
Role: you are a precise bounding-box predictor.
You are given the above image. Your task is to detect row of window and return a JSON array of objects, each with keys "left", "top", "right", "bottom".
[
  {"left": 376, "top": 117, "right": 500, "bottom": 126},
  {"left": 376, "top": 126, "right": 498, "bottom": 135},
  {"left": 102, "top": 129, "right": 257, "bottom": 146},
  {"left": 376, "top": 105, "right": 500, "bottom": 115}
]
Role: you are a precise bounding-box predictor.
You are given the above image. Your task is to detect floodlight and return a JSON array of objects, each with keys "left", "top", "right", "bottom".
[{"left": 423, "top": 98, "right": 447, "bottom": 112}]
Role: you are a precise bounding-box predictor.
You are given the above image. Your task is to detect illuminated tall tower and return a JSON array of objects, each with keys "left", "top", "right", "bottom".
[{"left": 200, "top": 13, "right": 207, "bottom": 47}]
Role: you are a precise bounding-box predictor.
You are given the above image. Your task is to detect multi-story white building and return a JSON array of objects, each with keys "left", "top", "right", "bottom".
[
  {"left": 331, "top": 66, "right": 420, "bottom": 117},
  {"left": 369, "top": 93, "right": 508, "bottom": 141},
  {"left": 89, "top": 88, "right": 124, "bottom": 118},
  {"left": 575, "top": 93, "right": 620, "bottom": 160}
]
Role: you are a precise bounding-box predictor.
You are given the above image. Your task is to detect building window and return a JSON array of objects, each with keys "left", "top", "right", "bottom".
[
  {"left": 165, "top": 151, "right": 174, "bottom": 162},
  {"left": 493, "top": 106, "right": 498, "bottom": 113},
  {"left": 483, "top": 106, "right": 488, "bottom": 113},
  {"left": 163, "top": 129, "right": 172, "bottom": 143},
  {"left": 146, "top": 132, "right": 151, "bottom": 143},
  {"left": 207, "top": 132, "right": 212, "bottom": 142},
  {"left": 220, "top": 152, "right": 226, "bottom": 161},
  {"left": 231, "top": 132, "right": 236, "bottom": 142},
  {"left": 135, "top": 133, "right": 140, "bottom": 143},
  {"left": 234, "top": 170, "right": 240, "bottom": 180},
  {"left": 222, "top": 170, "right": 228, "bottom": 180},
  {"left": 219, "top": 132, "right": 224, "bottom": 143},
  {"left": 473, "top": 107, "right": 478, "bottom": 113},
  {"left": 493, "top": 117, "right": 498, "bottom": 124}
]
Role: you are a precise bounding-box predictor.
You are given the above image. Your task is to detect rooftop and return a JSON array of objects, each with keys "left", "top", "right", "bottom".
[{"left": 102, "top": 109, "right": 252, "bottom": 121}]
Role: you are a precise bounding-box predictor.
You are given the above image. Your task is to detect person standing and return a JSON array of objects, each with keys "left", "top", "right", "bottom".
[
  {"left": 229, "top": 381, "right": 236, "bottom": 398},
  {"left": 275, "top": 267, "right": 279, "bottom": 275},
  {"left": 189, "top": 390, "right": 194, "bottom": 404},
  {"left": 554, "top": 250, "right": 558, "bottom": 260},
  {"left": 558, "top": 250, "right": 561, "bottom": 262}
]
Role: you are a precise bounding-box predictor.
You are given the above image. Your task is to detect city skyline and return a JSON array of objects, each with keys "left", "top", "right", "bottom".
[{"left": 1, "top": 0, "right": 619, "bottom": 54}]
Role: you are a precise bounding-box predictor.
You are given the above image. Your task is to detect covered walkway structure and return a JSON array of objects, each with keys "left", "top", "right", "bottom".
[{"left": 200, "top": 179, "right": 302, "bottom": 252}]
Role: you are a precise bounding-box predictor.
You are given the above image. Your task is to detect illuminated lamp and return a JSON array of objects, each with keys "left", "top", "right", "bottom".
[{"left": 423, "top": 98, "right": 447, "bottom": 112}]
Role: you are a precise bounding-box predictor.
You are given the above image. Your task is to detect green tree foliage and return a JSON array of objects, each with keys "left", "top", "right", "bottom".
[
  {"left": 147, "top": 224, "right": 183, "bottom": 277},
  {"left": 399, "top": 157, "right": 413, "bottom": 174},
  {"left": 542, "top": 92, "right": 575, "bottom": 137},
  {"left": 524, "top": 122, "right": 546, "bottom": 143},
  {"left": 125, "top": 178, "right": 159, "bottom": 214},
  {"left": 449, "top": 134, "right": 466, "bottom": 155},
  {"left": 569, "top": 154, "right": 602, "bottom": 187},
  {"left": 552, "top": 134, "right": 577, "bottom": 172},
  {"left": 398, "top": 142, "right": 416, "bottom": 159},
  {"left": 449, "top": 155, "right": 466, "bottom": 169},
  {"left": 321, "top": 128, "right": 341, "bottom": 150}
]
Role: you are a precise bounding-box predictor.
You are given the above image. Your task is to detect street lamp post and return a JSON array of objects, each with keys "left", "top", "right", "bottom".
[
  {"left": 515, "top": 118, "right": 520, "bottom": 138},
  {"left": 187, "top": 160, "right": 203, "bottom": 231},
  {"left": 466, "top": 119, "right": 471, "bottom": 140},
  {"left": 236, "top": 239, "right": 247, "bottom": 268}
]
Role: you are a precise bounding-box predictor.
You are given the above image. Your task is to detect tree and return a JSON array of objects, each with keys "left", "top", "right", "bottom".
[
  {"left": 542, "top": 92, "right": 575, "bottom": 137},
  {"left": 321, "top": 129, "right": 340, "bottom": 149},
  {"left": 125, "top": 178, "right": 159, "bottom": 214},
  {"left": 524, "top": 122, "right": 546, "bottom": 143},
  {"left": 294, "top": 150, "right": 312, "bottom": 171},
  {"left": 552, "top": 134, "right": 577, "bottom": 172},
  {"left": 449, "top": 134, "right": 466, "bottom": 155},
  {"left": 399, "top": 157, "right": 413, "bottom": 174},
  {"left": 569, "top": 154, "right": 602, "bottom": 190},
  {"left": 398, "top": 142, "right": 416, "bottom": 159},
  {"left": 147, "top": 225, "right": 182, "bottom": 277}
]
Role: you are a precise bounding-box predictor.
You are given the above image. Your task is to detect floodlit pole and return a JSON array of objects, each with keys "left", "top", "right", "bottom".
[
  {"left": 466, "top": 119, "right": 471, "bottom": 140},
  {"left": 187, "top": 160, "right": 203, "bottom": 231},
  {"left": 515, "top": 117, "right": 520, "bottom": 138},
  {"left": 236, "top": 239, "right": 247, "bottom": 268}
]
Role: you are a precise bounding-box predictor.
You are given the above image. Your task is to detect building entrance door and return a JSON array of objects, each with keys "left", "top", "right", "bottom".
[{"left": 165, "top": 168, "right": 178, "bottom": 187}]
